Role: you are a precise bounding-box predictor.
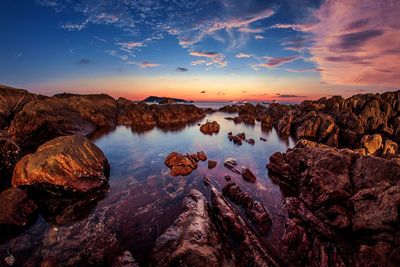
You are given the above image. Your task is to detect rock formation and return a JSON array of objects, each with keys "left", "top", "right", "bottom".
[
  {"left": 164, "top": 151, "right": 207, "bottom": 176},
  {"left": 199, "top": 121, "right": 220, "bottom": 135}
]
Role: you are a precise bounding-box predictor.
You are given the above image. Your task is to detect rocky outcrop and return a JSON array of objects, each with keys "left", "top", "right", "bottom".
[
  {"left": 152, "top": 189, "right": 234, "bottom": 266},
  {"left": 164, "top": 151, "right": 207, "bottom": 176},
  {"left": 361, "top": 134, "right": 383, "bottom": 155},
  {"left": 12, "top": 135, "right": 110, "bottom": 194},
  {"left": 0, "top": 85, "right": 36, "bottom": 129},
  {"left": 267, "top": 141, "right": 400, "bottom": 266},
  {"left": 0, "top": 131, "right": 20, "bottom": 188},
  {"left": 0, "top": 188, "right": 38, "bottom": 233},
  {"left": 222, "top": 183, "right": 271, "bottom": 235},
  {"left": 8, "top": 98, "right": 96, "bottom": 152},
  {"left": 199, "top": 121, "right": 220, "bottom": 135},
  {"left": 54, "top": 93, "right": 118, "bottom": 129},
  {"left": 118, "top": 103, "right": 205, "bottom": 128}
]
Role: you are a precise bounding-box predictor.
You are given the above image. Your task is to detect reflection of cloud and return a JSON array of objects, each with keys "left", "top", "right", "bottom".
[
  {"left": 304, "top": 0, "right": 400, "bottom": 86},
  {"left": 76, "top": 59, "right": 90, "bottom": 65},
  {"left": 235, "top": 53, "right": 252, "bottom": 58},
  {"left": 190, "top": 51, "right": 227, "bottom": 68},
  {"left": 176, "top": 67, "right": 189, "bottom": 72}
]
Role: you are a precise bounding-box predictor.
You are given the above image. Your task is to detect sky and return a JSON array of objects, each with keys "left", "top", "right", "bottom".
[{"left": 0, "top": 0, "right": 399, "bottom": 102}]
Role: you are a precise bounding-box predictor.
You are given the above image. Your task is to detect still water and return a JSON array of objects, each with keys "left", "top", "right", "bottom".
[{"left": 0, "top": 111, "right": 295, "bottom": 266}]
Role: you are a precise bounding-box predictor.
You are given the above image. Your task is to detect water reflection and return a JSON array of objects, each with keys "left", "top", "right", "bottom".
[{"left": 0, "top": 111, "right": 295, "bottom": 266}]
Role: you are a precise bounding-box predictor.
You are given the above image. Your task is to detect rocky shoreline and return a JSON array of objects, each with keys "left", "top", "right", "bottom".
[{"left": 1, "top": 84, "right": 399, "bottom": 266}]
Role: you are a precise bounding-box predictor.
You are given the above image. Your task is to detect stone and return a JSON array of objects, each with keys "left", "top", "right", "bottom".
[
  {"left": 197, "top": 151, "right": 207, "bottom": 161},
  {"left": 199, "top": 121, "right": 220, "bottom": 135},
  {"left": 12, "top": 135, "right": 110, "bottom": 194},
  {"left": 223, "top": 158, "right": 240, "bottom": 174},
  {"left": 165, "top": 152, "right": 198, "bottom": 176},
  {"left": 247, "top": 138, "right": 255, "bottom": 145},
  {"left": 208, "top": 160, "right": 217, "bottom": 169},
  {"left": 382, "top": 139, "right": 398, "bottom": 158},
  {"left": 112, "top": 251, "right": 139, "bottom": 267},
  {"left": 241, "top": 168, "right": 257, "bottom": 183},
  {"left": 361, "top": 134, "right": 383, "bottom": 155}
]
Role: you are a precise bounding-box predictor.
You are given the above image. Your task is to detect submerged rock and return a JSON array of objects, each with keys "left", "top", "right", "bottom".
[
  {"left": 199, "top": 121, "right": 220, "bottom": 135},
  {"left": 12, "top": 135, "right": 110, "bottom": 194},
  {"left": 0, "top": 188, "right": 38, "bottom": 233},
  {"left": 152, "top": 189, "right": 233, "bottom": 266}
]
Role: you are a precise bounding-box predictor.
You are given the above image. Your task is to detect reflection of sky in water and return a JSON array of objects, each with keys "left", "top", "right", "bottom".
[
  {"left": 93, "top": 112, "right": 295, "bottom": 257},
  {"left": 0, "top": 112, "right": 295, "bottom": 265}
]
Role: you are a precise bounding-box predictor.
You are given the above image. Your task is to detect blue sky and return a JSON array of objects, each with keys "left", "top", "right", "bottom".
[{"left": 0, "top": 0, "right": 399, "bottom": 101}]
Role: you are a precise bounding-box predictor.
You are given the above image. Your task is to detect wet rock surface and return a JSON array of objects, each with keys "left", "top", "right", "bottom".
[
  {"left": 241, "top": 167, "right": 257, "bottom": 183},
  {"left": 164, "top": 151, "right": 207, "bottom": 176},
  {"left": 199, "top": 121, "right": 220, "bottom": 135},
  {"left": 12, "top": 135, "right": 110, "bottom": 194},
  {"left": 0, "top": 188, "right": 38, "bottom": 235},
  {"left": 267, "top": 140, "right": 400, "bottom": 266}
]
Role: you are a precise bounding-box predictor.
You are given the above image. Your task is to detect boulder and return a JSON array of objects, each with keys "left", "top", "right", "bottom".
[
  {"left": 382, "top": 139, "right": 398, "bottom": 158},
  {"left": 200, "top": 121, "right": 220, "bottom": 135},
  {"left": 197, "top": 151, "right": 207, "bottom": 161},
  {"left": 208, "top": 160, "right": 217, "bottom": 169},
  {"left": 152, "top": 189, "right": 233, "bottom": 266},
  {"left": 8, "top": 98, "right": 96, "bottom": 152},
  {"left": 241, "top": 168, "right": 257, "bottom": 183},
  {"left": 164, "top": 152, "right": 198, "bottom": 176},
  {"left": 54, "top": 93, "right": 118, "bottom": 129},
  {"left": 0, "top": 188, "right": 38, "bottom": 232},
  {"left": 361, "top": 134, "right": 383, "bottom": 155},
  {"left": 223, "top": 158, "right": 240, "bottom": 174},
  {"left": 12, "top": 135, "right": 110, "bottom": 194}
]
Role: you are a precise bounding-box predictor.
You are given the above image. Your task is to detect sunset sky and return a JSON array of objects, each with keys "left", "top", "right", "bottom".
[{"left": 0, "top": 0, "right": 399, "bottom": 102}]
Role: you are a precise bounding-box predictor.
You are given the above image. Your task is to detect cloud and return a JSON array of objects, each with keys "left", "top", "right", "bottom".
[
  {"left": 303, "top": 0, "right": 400, "bottom": 86},
  {"left": 190, "top": 51, "right": 227, "bottom": 68},
  {"left": 138, "top": 62, "right": 160, "bottom": 68},
  {"left": 176, "top": 67, "right": 189, "bottom": 72},
  {"left": 235, "top": 53, "right": 252, "bottom": 58},
  {"left": 94, "top": 36, "right": 107, "bottom": 43},
  {"left": 16, "top": 53, "right": 22, "bottom": 59},
  {"left": 283, "top": 68, "right": 320, "bottom": 73},
  {"left": 200, "top": 90, "right": 206, "bottom": 93},
  {"left": 251, "top": 56, "right": 300, "bottom": 69},
  {"left": 255, "top": 35, "right": 265, "bottom": 40},
  {"left": 61, "top": 20, "right": 88, "bottom": 31},
  {"left": 76, "top": 59, "right": 90, "bottom": 65},
  {"left": 276, "top": 93, "right": 306, "bottom": 98},
  {"left": 191, "top": 60, "right": 207, "bottom": 66}
]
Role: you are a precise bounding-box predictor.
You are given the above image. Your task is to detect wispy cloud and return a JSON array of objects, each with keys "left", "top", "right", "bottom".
[
  {"left": 255, "top": 35, "right": 265, "bottom": 40},
  {"left": 176, "top": 67, "right": 189, "bottom": 72},
  {"left": 276, "top": 93, "right": 306, "bottom": 98},
  {"left": 235, "top": 53, "right": 253, "bottom": 58},
  {"left": 76, "top": 59, "right": 90, "bottom": 65},
  {"left": 190, "top": 51, "right": 227, "bottom": 67},
  {"left": 138, "top": 62, "right": 160, "bottom": 69},
  {"left": 251, "top": 55, "right": 300, "bottom": 70}
]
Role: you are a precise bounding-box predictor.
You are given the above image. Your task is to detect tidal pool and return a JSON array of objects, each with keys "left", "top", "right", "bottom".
[{"left": 0, "top": 111, "right": 295, "bottom": 266}]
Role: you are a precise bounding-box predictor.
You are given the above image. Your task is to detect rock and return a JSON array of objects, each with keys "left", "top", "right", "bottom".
[
  {"left": 275, "top": 113, "right": 293, "bottom": 136},
  {"left": 197, "top": 151, "right": 207, "bottom": 161},
  {"left": 223, "top": 158, "right": 240, "bottom": 174},
  {"left": 12, "top": 135, "right": 110, "bottom": 194},
  {"left": 4, "top": 255, "right": 15, "bottom": 266},
  {"left": 54, "top": 93, "right": 118, "bottom": 129},
  {"left": 382, "top": 139, "right": 398, "bottom": 158},
  {"left": 0, "top": 85, "right": 36, "bottom": 129},
  {"left": 361, "top": 134, "right": 383, "bottom": 155},
  {"left": 210, "top": 187, "right": 280, "bottom": 267},
  {"left": 227, "top": 132, "right": 246, "bottom": 145},
  {"left": 165, "top": 152, "right": 198, "bottom": 176},
  {"left": 208, "top": 160, "right": 217, "bottom": 169},
  {"left": 8, "top": 98, "right": 96, "bottom": 152},
  {"left": 260, "top": 137, "right": 267, "bottom": 142},
  {"left": 247, "top": 138, "right": 255, "bottom": 145},
  {"left": 200, "top": 121, "right": 220, "bottom": 135},
  {"left": 118, "top": 103, "right": 205, "bottom": 128},
  {"left": 241, "top": 168, "right": 257, "bottom": 183},
  {"left": 222, "top": 183, "right": 271, "bottom": 235},
  {"left": 203, "top": 176, "right": 211, "bottom": 186},
  {"left": 112, "top": 251, "right": 139, "bottom": 267},
  {"left": 0, "top": 188, "right": 38, "bottom": 232},
  {"left": 224, "top": 175, "right": 231, "bottom": 181},
  {"left": 0, "top": 131, "right": 21, "bottom": 188},
  {"left": 152, "top": 189, "right": 233, "bottom": 266}
]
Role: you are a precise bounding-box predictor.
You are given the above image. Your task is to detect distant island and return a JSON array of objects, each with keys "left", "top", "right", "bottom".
[{"left": 142, "top": 96, "right": 193, "bottom": 104}]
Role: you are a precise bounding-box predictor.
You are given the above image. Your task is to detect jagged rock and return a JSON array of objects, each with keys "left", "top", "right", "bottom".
[
  {"left": 0, "top": 188, "right": 38, "bottom": 232},
  {"left": 54, "top": 93, "right": 118, "bottom": 129},
  {"left": 361, "top": 134, "right": 383, "bottom": 155},
  {"left": 200, "top": 121, "right": 220, "bottom": 135},
  {"left": 224, "top": 158, "right": 240, "bottom": 174},
  {"left": 12, "top": 135, "right": 110, "bottom": 194},
  {"left": 382, "top": 139, "right": 398, "bottom": 158},
  {"left": 8, "top": 98, "right": 96, "bottom": 152},
  {"left": 208, "top": 160, "right": 217, "bottom": 169},
  {"left": 152, "top": 189, "right": 234, "bottom": 266},
  {"left": 275, "top": 113, "right": 293, "bottom": 136},
  {"left": 222, "top": 183, "right": 271, "bottom": 235},
  {"left": 164, "top": 152, "right": 198, "bottom": 176},
  {"left": 241, "top": 168, "right": 257, "bottom": 183}
]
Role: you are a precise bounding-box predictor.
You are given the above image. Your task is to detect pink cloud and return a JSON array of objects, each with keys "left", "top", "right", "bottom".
[
  {"left": 306, "top": 0, "right": 400, "bottom": 87},
  {"left": 251, "top": 56, "right": 300, "bottom": 70},
  {"left": 189, "top": 51, "right": 227, "bottom": 67}
]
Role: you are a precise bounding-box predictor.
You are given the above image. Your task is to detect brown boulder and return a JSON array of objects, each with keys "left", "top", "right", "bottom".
[
  {"left": 208, "top": 160, "right": 217, "bottom": 169},
  {"left": 54, "top": 93, "right": 118, "bottom": 129},
  {"left": 164, "top": 152, "right": 198, "bottom": 176},
  {"left": 241, "top": 168, "right": 257, "bottom": 183},
  {"left": 8, "top": 98, "right": 96, "bottom": 152},
  {"left": 200, "top": 121, "right": 220, "bottom": 135},
  {"left": 152, "top": 189, "right": 234, "bottom": 266},
  {"left": 0, "top": 188, "right": 38, "bottom": 232},
  {"left": 12, "top": 135, "right": 110, "bottom": 194},
  {"left": 361, "top": 134, "right": 383, "bottom": 155},
  {"left": 197, "top": 151, "right": 207, "bottom": 161}
]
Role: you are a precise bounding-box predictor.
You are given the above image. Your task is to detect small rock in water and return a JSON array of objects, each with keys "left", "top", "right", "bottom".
[
  {"left": 199, "top": 121, "right": 220, "bottom": 135},
  {"left": 224, "top": 158, "right": 240, "bottom": 174},
  {"left": 208, "top": 160, "right": 217, "bottom": 169},
  {"left": 197, "top": 151, "right": 207, "bottom": 161},
  {"left": 260, "top": 137, "right": 267, "bottom": 142},
  {"left": 248, "top": 138, "right": 255, "bottom": 145},
  {"left": 224, "top": 175, "right": 232, "bottom": 181},
  {"left": 203, "top": 176, "right": 211, "bottom": 186},
  {"left": 241, "top": 168, "right": 257, "bottom": 183},
  {"left": 4, "top": 255, "right": 15, "bottom": 266}
]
